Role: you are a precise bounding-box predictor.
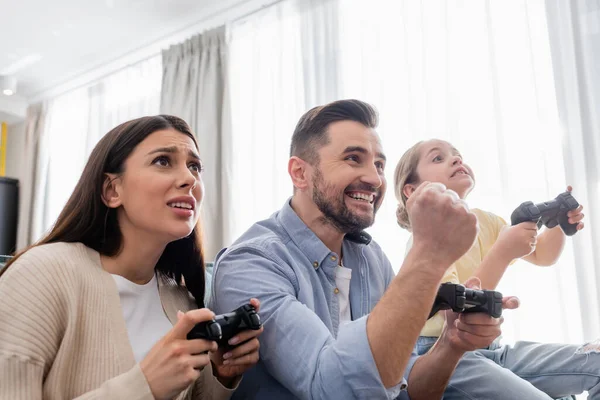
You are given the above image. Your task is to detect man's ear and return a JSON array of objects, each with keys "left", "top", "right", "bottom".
[
  {"left": 288, "top": 156, "right": 310, "bottom": 191},
  {"left": 402, "top": 183, "right": 417, "bottom": 199},
  {"left": 102, "top": 173, "right": 122, "bottom": 208}
]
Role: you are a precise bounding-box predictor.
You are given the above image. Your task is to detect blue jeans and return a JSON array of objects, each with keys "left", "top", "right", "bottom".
[{"left": 415, "top": 336, "right": 600, "bottom": 399}]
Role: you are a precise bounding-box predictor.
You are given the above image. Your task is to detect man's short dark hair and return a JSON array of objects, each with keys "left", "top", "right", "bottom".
[{"left": 289, "top": 99, "right": 379, "bottom": 165}]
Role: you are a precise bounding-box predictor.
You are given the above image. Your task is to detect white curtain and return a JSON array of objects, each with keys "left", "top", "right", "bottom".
[
  {"left": 228, "top": 0, "right": 592, "bottom": 347},
  {"left": 16, "top": 103, "right": 47, "bottom": 249},
  {"left": 160, "top": 27, "right": 230, "bottom": 262},
  {"left": 545, "top": 0, "right": 600, "bottom": 343},
  {"left": 28, "top": 55, "right": 162, "bottom": 245},
  {"left": 228, "top": 0, "right": 341, "bottom": 240}
]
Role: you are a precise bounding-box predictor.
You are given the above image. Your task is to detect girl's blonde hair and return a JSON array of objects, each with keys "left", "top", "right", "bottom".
[{"left": 393, "top": 141, "right": 424, "bottom": 231}]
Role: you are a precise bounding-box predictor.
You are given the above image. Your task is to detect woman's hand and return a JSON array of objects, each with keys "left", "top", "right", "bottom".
[
  {"left": 140, "top": 308, "right": 218, "bottom": 400},
  {"left": 210, "top": 298, "right": 264, "bottom": 387}
]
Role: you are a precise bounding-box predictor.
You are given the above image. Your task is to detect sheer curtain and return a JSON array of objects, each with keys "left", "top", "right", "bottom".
[
  {"left": 228, "top": 0, "right": 588, "bottom": 346},
  {"left": 227, "top": 0, "right": 341, "bottom": 241},
  {"left": 545, "top": 0, "right": 600, "bottom": 344},
  {"left": 29, "top": 55, "right": 162, "bottom": 244}
]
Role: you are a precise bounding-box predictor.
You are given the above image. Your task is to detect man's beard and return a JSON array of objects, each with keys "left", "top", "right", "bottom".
[{"left": 312, "top": 167, "right": 378, "bottom": 234}]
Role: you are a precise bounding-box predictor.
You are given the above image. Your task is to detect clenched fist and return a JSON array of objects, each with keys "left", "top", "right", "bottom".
[{"left": 406, "top": 182, "right": 478, "bottom": 272}]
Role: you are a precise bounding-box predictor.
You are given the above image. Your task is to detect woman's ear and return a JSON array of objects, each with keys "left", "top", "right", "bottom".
[
  {"left": 402, "top": 183, "right": 416, "bottom": 199},
  {"left": 102, "top": 174, "right": 122, "bottom": 208}
]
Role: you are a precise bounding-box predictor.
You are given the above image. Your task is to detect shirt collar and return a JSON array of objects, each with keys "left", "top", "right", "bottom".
[{"left": 277, "top": 198, "right": 372, "bottom": 269}]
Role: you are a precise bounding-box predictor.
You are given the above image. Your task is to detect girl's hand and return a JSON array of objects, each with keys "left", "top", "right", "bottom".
[{"left": 566, "top": 186, "right": 585, "bottom": 231}]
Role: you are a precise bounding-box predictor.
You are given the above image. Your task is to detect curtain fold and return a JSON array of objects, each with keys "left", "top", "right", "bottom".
[
  {"left": 16, "top": 102, "right": 47, "bottom": 250},
  {"left": 160, "top": 26, "right": 230, "bottom": 261},
  {"left": 545, "top": 0, "right": 600, "bottom": 341}
]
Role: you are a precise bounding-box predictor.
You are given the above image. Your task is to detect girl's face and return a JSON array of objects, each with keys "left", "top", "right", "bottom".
[{"left": 405, "top": 139, "right": 475, "bottom": 199}]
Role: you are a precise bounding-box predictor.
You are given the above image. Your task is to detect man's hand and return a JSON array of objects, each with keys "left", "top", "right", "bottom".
[
  {"left": 438, "top": 277, "right": 519, "bottom": 354},
  {"left": 406, "top": 182, "right": 478, "bottom": 272},
  {"left": 494, "top": 222, "right": 538, "bottom": 263}
]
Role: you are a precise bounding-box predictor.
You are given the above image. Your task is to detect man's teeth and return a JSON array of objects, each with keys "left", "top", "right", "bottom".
[
  {"left": 169, "top": 202, "right": 192, "bottom": 209},
  {"left": 346, "top": 192, "right": 375, "bottom": 203}
]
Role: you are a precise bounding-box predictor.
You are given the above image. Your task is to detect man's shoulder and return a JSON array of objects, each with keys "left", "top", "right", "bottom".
[{"left": 221, "top": 213, "right": 292, "bottom": 261}]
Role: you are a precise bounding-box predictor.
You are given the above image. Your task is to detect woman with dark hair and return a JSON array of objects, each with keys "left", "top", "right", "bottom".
[{"left": 0, "top": 115, "right": 262, "bottom": 399}]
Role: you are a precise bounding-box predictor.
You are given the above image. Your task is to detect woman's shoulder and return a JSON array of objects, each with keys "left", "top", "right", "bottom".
[{"left": 5, "top": 242, "right": 101, "bottom": 283}]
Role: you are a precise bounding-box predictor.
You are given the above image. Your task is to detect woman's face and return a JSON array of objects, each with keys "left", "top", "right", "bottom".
[{"left": 111, "top": 128, "right": 204, "bottom": 243}]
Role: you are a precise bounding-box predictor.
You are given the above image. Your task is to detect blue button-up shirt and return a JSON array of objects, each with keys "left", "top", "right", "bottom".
[{"left": 210, "top": 199, "right": 415, "bottom": 399}]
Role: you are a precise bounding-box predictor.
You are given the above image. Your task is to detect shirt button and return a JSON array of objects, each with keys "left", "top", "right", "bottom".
[
  {"left": 334, "top": 288, "right": 340, "bottom": 294},
  {"left": 313, "top": 261, "right": 319, "bottom": 268},
  {"left": 330, "top": 255, "right": 337, "bottom": 261}
]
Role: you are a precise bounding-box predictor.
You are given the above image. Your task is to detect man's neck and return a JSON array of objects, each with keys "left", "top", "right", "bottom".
[{"left": 290, "top": 195, "right": 345, "bottom": 257}]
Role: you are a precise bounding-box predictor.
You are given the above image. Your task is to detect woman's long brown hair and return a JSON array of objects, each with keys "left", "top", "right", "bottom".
[{"left": 0, "top": 115, "right": 207, "bottom": 307}]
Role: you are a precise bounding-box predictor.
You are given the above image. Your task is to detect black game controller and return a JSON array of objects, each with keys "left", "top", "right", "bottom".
[
  {"left": 428, "top": 282, "right": 503, "bottom": 319},
  {"left": 187, "top": 303, "right": 262, "bottom": 346},
  {"left": 510, "top": 191, "right": 580, "bottom": 236}
]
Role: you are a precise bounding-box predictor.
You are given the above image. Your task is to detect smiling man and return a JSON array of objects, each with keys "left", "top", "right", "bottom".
[{"left": 210, "top": 99, "right": 513, "bottom": 400}]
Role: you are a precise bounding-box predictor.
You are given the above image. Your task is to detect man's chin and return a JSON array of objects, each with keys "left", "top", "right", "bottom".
[{"left": 348, "top": 213, "right": 375, "bottom": 232}]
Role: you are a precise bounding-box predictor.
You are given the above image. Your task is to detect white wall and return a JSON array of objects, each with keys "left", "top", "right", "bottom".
[{"left": 5, "top": 121, "right": 26, "bottom": 182}]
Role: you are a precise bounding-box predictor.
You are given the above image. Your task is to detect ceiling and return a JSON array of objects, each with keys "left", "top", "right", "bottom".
[{"left": 0, "top": 0, "right": 250, "bottom": 121}]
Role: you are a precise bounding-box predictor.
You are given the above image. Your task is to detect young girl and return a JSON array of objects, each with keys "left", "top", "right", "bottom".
[
  {"left": 392, "top": 139, "right": 598, "bottom": 399},
  {"left": 394, "top": 138, "right": 585, "bottom": 349}
]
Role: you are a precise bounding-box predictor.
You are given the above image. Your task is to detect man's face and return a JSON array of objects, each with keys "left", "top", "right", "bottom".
[{"left": 309, "top": 120, "right": 387, "bottom": 233}]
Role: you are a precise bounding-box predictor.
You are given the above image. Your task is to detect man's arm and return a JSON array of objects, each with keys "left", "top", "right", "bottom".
[
  {"left": 367, "top": 182, "right": 479, "bottom": 389},
  {"left": 405, "top": 277, "right": 519, "bottom": 400},
  {"left": 367, "top": 243, "right": 457, "bottom": 387},
  {"left": 405, "top": 337, "right": 464, "bottom": 399}
]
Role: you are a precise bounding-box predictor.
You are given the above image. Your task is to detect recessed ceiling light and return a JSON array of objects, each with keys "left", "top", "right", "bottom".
[{"left": 0, "top": 76, "right": 17, "bottom": 96}]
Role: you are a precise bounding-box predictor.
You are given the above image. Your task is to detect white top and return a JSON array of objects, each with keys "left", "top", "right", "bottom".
[
  {"left": 112, "top": 273, "right": 174, "bottom": 362},
  {"left": 336, "top": 261, "right": 353, "bottom": 325}
]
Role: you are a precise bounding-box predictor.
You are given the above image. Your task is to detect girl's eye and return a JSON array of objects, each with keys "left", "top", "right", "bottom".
[{"left": 433, "top": 155, "right": 442, "bottom": 162}]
